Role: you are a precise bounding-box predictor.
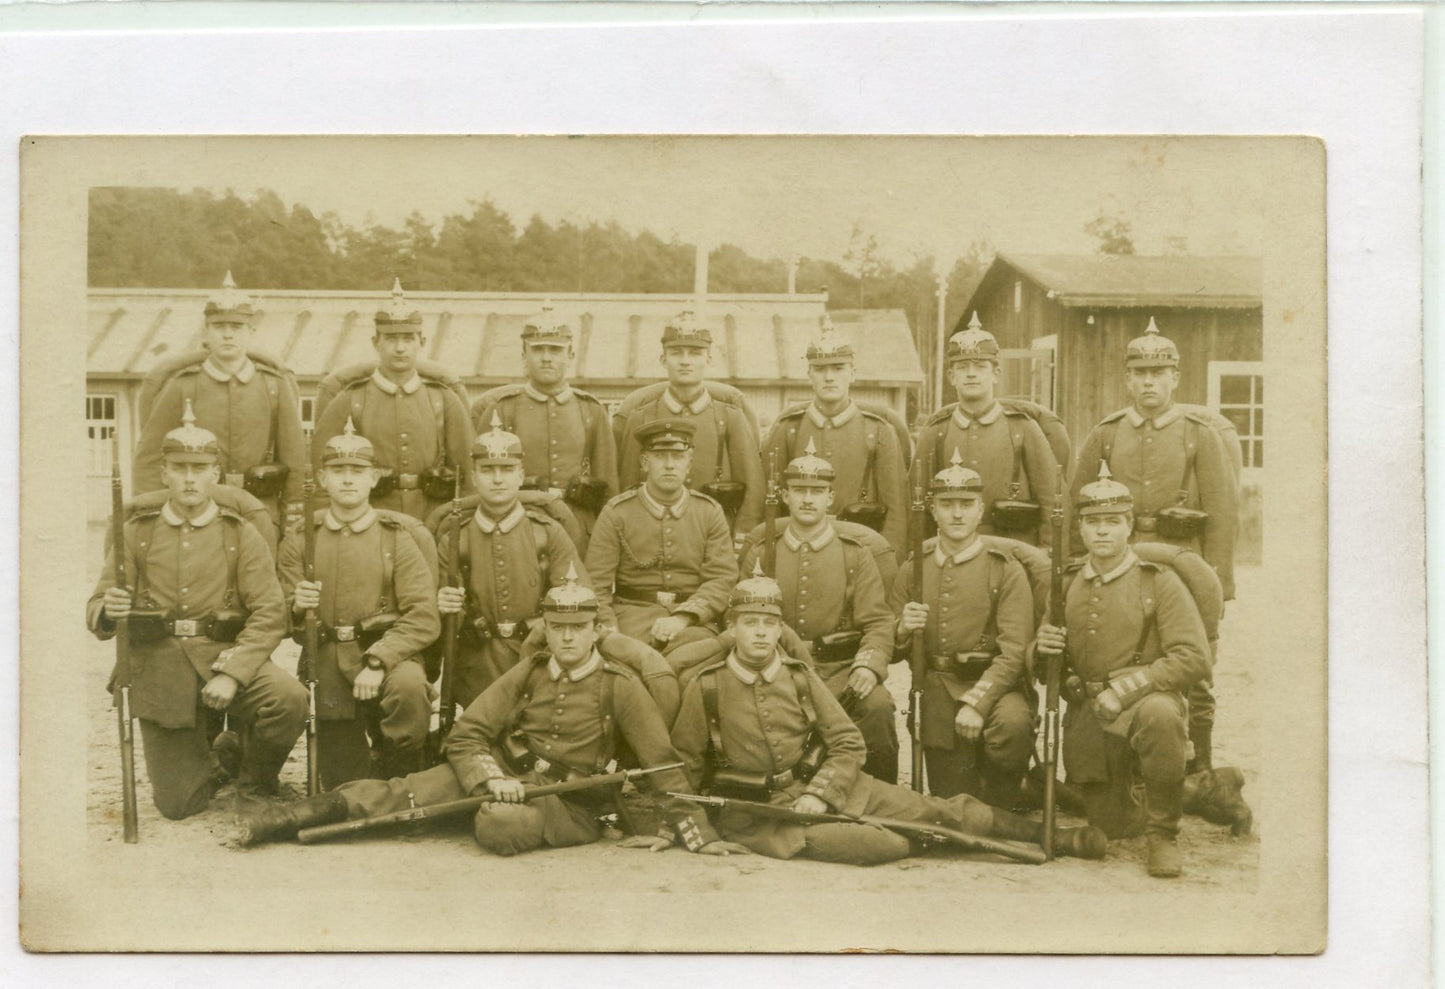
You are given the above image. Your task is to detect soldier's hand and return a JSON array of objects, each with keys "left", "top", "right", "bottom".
[
  {"left": 437, "top": 586, "right": 465, "bottom": 615},
  {"left": 1093, "top": 688, "right": 1123, "bottom": 722},
  {"left": 201, "top": 673, "right": 239, "bottom": 711},
  {"left": 954, "top": 704, "right": 985, "bottom": 741},
  {"left": 792, "top": 794, "right": 828, "bottom": 816},
  {"left": 102, "top": 587, "right": 133, "bottom": 621},
  {"left": 487, "top": 777, "right": 526, "bottom": 803},
  {"left": 292, "top": 580, "right": 322, "bottom": 612},
  {"left": 353, "top": 665, "right": 384, "bottom": 701},
  {"left": 697, "top": 840, "right": 753, "bottom": 857},
  {"left": 1035, "top": 623, "right": 1067, "bottom": 656},
  {"left": 650, "top": 614, "right": 695, "bottom": 644},
  {"left": 620, "top": 830, "right": 676, "bottom": 853},
  {"left": 846, "top": 667, "right": 878, "bottom": 699},
  {"left": 898, "top": 601, "right": 929, "bottom": 634}
]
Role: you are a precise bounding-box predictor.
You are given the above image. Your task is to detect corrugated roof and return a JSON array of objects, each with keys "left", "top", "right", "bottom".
[
  {"left": 989, "top": 253, "right": 1262, "bottom": 309},
  {"left": 87, "top": 290, "right": 924, "bottom": 385}
]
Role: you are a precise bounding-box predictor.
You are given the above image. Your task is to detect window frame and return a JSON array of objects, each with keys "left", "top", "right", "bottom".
[{"left": 1207, "top": 360, "right": 1264, "bottom": 474}]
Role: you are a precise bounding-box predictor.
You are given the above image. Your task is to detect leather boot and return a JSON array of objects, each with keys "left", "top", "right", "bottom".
[
  {"left": 1144, "top": 778, "right": 1184, "bottom": 878},
  {"left": 1186, "top": 725, "right": 1213, "bottom": 775},
  {"left": 235, "top": 792, "right": 349, "bottom": 847},
  {"left": 986, "top": 807, "right": 1109, "bottom": 860},
  {"left": 1183, "top": 767, "right": 1253, "bottom": 836},
  {"left": 981, "top": 765, "right": 1025, "bottom": 812}
]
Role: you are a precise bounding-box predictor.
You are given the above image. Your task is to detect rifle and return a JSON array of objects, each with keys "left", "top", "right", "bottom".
[
  {"left": 297, "top": 761, "right": 684, "bottom": 843},
  {"left": 906, "top": 453, "right": 931, "bottom": 792},
  {"left": 109, "top": 432, "right": 139, "bottom": 843},
  {"left": 1041, "top": 469, "right": 1067, "bottom": 860},
  {"left": 437, "top": 473, "right": 464, "bottom": 749},
  {"left": 670, "top": 793, "right": 1046, "bottom": 865},
  {"left": 762, "top": 450, "right": 779, "bottom": 577},
  {"left": 299, "top": 445, "right": 321, "bottom": 796}
]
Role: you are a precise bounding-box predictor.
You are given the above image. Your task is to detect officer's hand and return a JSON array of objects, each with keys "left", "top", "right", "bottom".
[
  {"left": 954, "top": 704, "right": 985, "bottom": 741},
  {"left": 102, "top": 587, "right": 133, "bottom": 621},
  {"left": 792, "top": 794, "right": 828, "bottom": 816},
  {"left": 437, "top": 586, "right": 465, "bottom": 615},
  {"left": 1093, "top": 688, "right": 1123, "bottom": 722},
  {"left": 201, "top": 673, "right": 239, "bottom": 711},
  {"left": 353, "top": 665, "right": 385, "bottom": 701},
  {"left": 697, "top": 840, "right": 753, "bottom": 857},
  {"left": 898, "top": 602, "right": 929, "bottom": 634},
  {"left": 292, "top": 580, "right": 322, "bottom": 612},
  {"left": 487, "top": 777, "right": 526, "bottom": 803},
  {"left": 619, "top": 831, "right": 675, "bottom": 853},
  {"left": 846, "top": 667, "right": 878, "bottom": 699},
  {"left": 650, "top": 614, "right": 695, "bottom": 644},
  {"left": 1035, "top": 623, "right": 1068, "bottom": 656}
]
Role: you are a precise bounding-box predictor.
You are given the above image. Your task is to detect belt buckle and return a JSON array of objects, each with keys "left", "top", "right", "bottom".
[
  {"left": 656, "top": 591, "right": 676, "bottom": 609},
  {"left": 172, "top": 619, "right": 200, "bottom": 637},
  {"left": 1135, "top": 516, "right": 1158, "bottom": 532},
  {"left": 496, "top": 621, "right": 517, "bottom": 638},
  {"left": 334, "top": 625, "right": 356, "bottom": 642},
  {"left": 224, "top": 473, "right": 244, "bottom": 488},
  {"left": 534, "top": 757, "right": 552, "bottom": 777},
  {"left": 398, "top": 473, "right": 420, "bottom": 489},
  {"left": 546, "top": 487, "right": 564, "bottom": 500}
]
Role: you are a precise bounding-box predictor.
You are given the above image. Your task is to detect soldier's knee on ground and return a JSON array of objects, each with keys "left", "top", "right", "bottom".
[
  {"left": 154, "top": 778, "right": 215, "bottom": 820},
  {"left": 473, "top": 802, "right": 548, "bottom": 856},
  {"left": 801, "top": 823, "right": 911, "bottom": 865},
  {"left": 257, "top": 676, "right": 310, "bottom": 737},
  {"left": 942, "top": 791, "right": 998, "bottom": 835}
]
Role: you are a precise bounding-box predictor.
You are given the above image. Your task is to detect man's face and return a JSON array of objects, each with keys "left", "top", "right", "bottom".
[
  {"left": 544, "top": 617, "right": 598, "bottom": 668},
  {"left": 1126, "top": 366, "right": 1180, "bottom": 413},
  {"left": 472, "top": 462, "right": 525, "bottom": 514},
  {"left": 807, "top": 360, "right": 855, "bottom": 406},
  {"left": 948, "top": 358, "right": 999, "bottom": 404},
  {"left": 784, "top": 481, "right": 834, "bottom": 526},
  {"left": 931, "top": 492, "right": 984, "bottom": 543},
  {"left": 161, "top": 458, "right": 219, "bottom": 508},
  {"left": 202, "top": 317, "right": 253, "bottom": 363},
  {"left": 659, "top": 345, "right": 709, "bottom": 387},
  {"left": 642, "top": 448, "right": 692, "bottom": 497},
  {"left": 1080, "top": 512, "right": 1133, "bottom": 560},
  {"left": 320, "top": 463, "right": 379, "bottom": 510},
  {"left": 523, "top": 342, "right": 572, "bottom": 388},
  {"left": 373, "top": 329, "right": 424, "bottom": 376},
  {"left": 732, "top": 612, "right": 782, "bottom": 663}
]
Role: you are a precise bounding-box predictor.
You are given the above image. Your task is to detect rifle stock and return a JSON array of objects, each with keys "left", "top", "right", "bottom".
[
  {"left": 907, "top": 455, "right": 930, "bottom": 792},
  {"left": 300, "top": 448, "right": 321, "bottom": 796},
  {"left": 110, "top": 433, "right": 139, "bottom": 844},
  {"left": 1041, "top": 469, "right": 1067, "bottom": 860}
]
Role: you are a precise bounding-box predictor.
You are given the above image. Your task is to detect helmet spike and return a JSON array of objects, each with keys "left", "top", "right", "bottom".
[
  {"left": 181, "top": 398, "right": 197, "bottom": 428},
  {"left": 221, "top": 270, "right": 236, "bottom": 290},
  {"left": 1097, "top": 460, "right": 1113, "bottom": 481},
  {"left": 950, "top": 447, "right": 964, "bottom": 468},
  {"left": 343, "top": 415, "right": 358, "bottom": 437},
  {"left": 968, "top": 311, "right": 983, "bottom": 330}
]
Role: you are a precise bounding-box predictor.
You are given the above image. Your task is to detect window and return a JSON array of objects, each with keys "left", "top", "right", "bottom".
[
  {"left": 300, "top": 396, "right": 316, "bottom": 441},
  {"left": 1208, "top": 362, "right": 1264, "bottom": 469},
  {"left": 87, "top": 394, "right": 117, "bottom": 475},
  {"left": 1013, "top": 280, "right": 1023, "bottom": 313}
]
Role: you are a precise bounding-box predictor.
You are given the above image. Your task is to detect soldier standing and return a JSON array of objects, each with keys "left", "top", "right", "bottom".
[
  {"left": 133, "top": 273, "right": 306, "bottom": 529},
  {"left": 1035, "top": 467, "right": 1213, "bottom": 878},
  {"left": 614, "top": 310, "right": 764, "bottom": 536},
  {"left": 89, "top": 405, "right": 305, "bottom": 818},
  {"left": 470, "top": 303, "right": 618, "bottom": 536},
  {"left": 762, "top": 316, "right": 909, "bottom": 556},
  {"left": 278, "top": 420, "right": 439, "bottom": 786},
  {"left": 911, "top": 315, "right": 1059, "bottom": 546},
  {"left": 1069, "top": 317, "right": 1238, "bottom": 773},
  {"left": 892, "top": 455, "right": 1036, "bottom": 807},
  {"left": 312, "top": 279, "right": 474, "bottom": 521},
  {"left": 738, "top": 445, "right": 900, "bottom": 783},
  {"left": 435, "top": 416, "right": 592, "bottom": 712},
  {"left": 586, "top": 419, "right": 738, "bottom": 654}
]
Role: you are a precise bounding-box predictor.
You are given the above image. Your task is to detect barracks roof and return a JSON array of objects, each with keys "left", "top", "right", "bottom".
[
  {"left": 976, "top": 253, "right": 1263, "bottom": 310},
  {"left": 87, "top": 289, "right": 924, "bottom": 386}
]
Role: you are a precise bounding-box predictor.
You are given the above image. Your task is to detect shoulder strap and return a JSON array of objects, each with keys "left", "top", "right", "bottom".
[
  {"left": 714, "top": 401, "right": 727, "bottom": 480},
  {"left": 428, "top": 384, "right": 447, "bottom": 469},
  {"left": 1178, "top": 416, "right": 1200, "bottom": 503},
  {"left": 379, "top": 521, "right": 397, "bottom": 611},
  {"left": 505, "top": 656, "right": 552, "bottom": 737},
  {"left": 529, "top": 516, "right": 551, "bottom": 577},
  {"left": 860, "top": 421, "right": 878, "bottom": 501},
  {"left": 350, "top": 379, "right": 367, "bottom": 427},
  {"left": 1130, "top": 566, "right": 1159, "bottom": 664},
  {"left": 132, "top": 514, "right": 160, "bottom": 606},
  {"left": 700, "top": 668, "right": 730, "bottom": 775},
  {"left": 980, "top": 551, "right": 1005, "bottom": 649},
  {"left": 789, "top": 664, "right": 818, "bottom": 728},
  {"left": 1007, "top": 418, "right": 1024, "bottom": 496},
  {"left": 217, "top": 513, "right": 244, "bottom": 609},
  {"left": 263, "top": 374, "right": 278, "bottom": 463},
  {"left": 1101, "top": 418, "right": 1120, "bottom": 468},
  {"left": 594, "top": 664, "right": 616, "bottom": 773}
]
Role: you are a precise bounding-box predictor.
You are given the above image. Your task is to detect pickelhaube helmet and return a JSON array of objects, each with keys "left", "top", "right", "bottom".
[
  {"left": 930, "top": 449, "right": 985, "bottom": 496},
  {"left": 660, "top": 308, "right": 713, "bottom": 348},
  {"left": 161, "top": 400, "right": 221, "bottom": 463},
  {"left": 1076, "top": 462, "right": 1134, "bottom": 516},
  {"left": 946, "top": 312, "right": 1000, "bottom": 362},
  {"left": 471, "top": 411, "right": 524, "bottom": 465},
  {"left": 804, "top": 313, "right": 854, "bottom": 364},
  {"left": 375, "top": 277, "right": 423, "bottom": 329},
  {"left": 321, "top": 416, "right": 377, "bottom": 468},
  {"left": 1125, "top": 317, "right": 1180, "bottom": 368},
  {"left": 203, "top": 271, "right": 257, "bottom": 322},
  {"left": 520, "top": 301, "right": 573, "bottom": 345},
  {"left": 782, "top": 438, "right": 835, "bottom": 484},
  {"left": 636, "top": 418, "right": 696, "bottom": 452},
  {"left": 541, "top": 563, "right": 599, "bottom": 623},
  {"left": 729, "top": 562, "right": 784, "bottom": 617}
]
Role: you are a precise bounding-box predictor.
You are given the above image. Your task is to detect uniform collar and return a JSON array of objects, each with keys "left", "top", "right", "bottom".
[
  {"left": 1126, "top": 403, "right": 1182, "bottom": 429},
  {"left": 783, "top": 522, "right": 836, "bottom": 552},
  {"left": 161, "top": 500, "right": 218, "bottom": 528},
  {"left": 806, "top": 401, "right": 858, "bottom": 429},
  {"left": 202, "top": 356, "right": 256, "bottom": 384},
  {"left": 474, "top": 501, "right": 525, "bottom": 534},
  {"left": 548, "top": 648, "right": 602, "bottom": 683},
  {"left": 726, "top": 648, "right": 784, "bottom": 685},
  {"left": 1082, "top": 549, "right": 1140, "bottom": 584},
  {"left": 952, "top": 401, "right": 1003, "bottom": 428},
  {"left": 524, "top": 382, "right": 573, "bottom": 404},
  {"left": 661, "top": 387, "right": 712, "bottom": 415},
  {"left": 934, "top": 536, "right": 985, "bottom": 568},
  {"left": 324, "top": 507, "right": 378, "bottom": 533},
  {"left": 640, "top": 485, "right": 689, "bottom": 519},
  {"left": 371, "top": 369, "right": 422, "bottom": 396}
]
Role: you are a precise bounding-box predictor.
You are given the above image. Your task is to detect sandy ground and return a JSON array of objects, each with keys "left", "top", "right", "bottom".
[{"left": 77, "top": 525, "right": 1260, "bottom": 946}]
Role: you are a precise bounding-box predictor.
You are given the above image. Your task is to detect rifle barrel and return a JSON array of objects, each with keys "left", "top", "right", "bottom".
[
  {"left": 301, "top": 450, "right": 321, "bottom": 796},
  {"left": 110, "top": 432, "right": 139, "bottom": 843}
]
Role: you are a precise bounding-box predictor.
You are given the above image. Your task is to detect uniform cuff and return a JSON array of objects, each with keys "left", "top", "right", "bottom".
[
  {"left": 456, "top": 753, "right": 508, "bottom": 795},
  {"left": 960, "top": 680, "right": 998, "bottom": 717},
  {"left": 1111, "top": 669, "right": 1157, "bottom": 708},
  {"left": 851, "top": 649, "right": 887, "bottom": 682}
]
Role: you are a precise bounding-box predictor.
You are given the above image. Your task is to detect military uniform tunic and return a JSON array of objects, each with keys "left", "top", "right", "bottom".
[
  {"left": 312, "top": 370, "right": 474, "bottom": 521},
  {"left": 762, "top": 402, "right": 909, "bottom": 555}
]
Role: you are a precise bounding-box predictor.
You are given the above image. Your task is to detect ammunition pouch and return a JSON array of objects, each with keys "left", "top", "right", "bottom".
[
  {"left": 838, "top": 502, "right": 888, "bottom": 534},
  {"left": 931, "top": 649, "right": 998, "bottom": 681},
  {"left": 500, "top": 731, "right": 537, "bottom": 774},
  {"left": 209, "top": 610, "right": 246, "bottom": 643},
  {"left": 700, "top": 481, "right": 746, "bottom": 524},
  {"left": 812, "top": 629, "right": 864, "bottom": 666},
  {"left": 1156, "top": 506, "right": 1209, "bottom": 540},
  {"left": 125, "top": 610, "right": 169, "bottom": 644},
  {"left": 370, "top": 469, "right": 397, "bottom": 499},
  {"left": 356, "top": 611, "right": 400, "bottom": 650},
  {"left": 421, "top": 465, "right": 458, "bottom": 502},
  {"left": 990, "top": 499, "right": 1042, "bottom": 534},
  {"left": 708, "top": 742, "right": 823, "bottom": 800},
  {"left": 242, "top": 463, "right": 289, "bottom": 499},
  {"left": 564, "top": 477, "right": 611, "bottom": 515}
]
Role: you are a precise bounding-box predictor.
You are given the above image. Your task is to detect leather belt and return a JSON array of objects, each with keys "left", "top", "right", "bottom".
[
  {"left": 167, "top": 616, "right": 216, "bottom": 637},
  {"left": 931, "top": 654, "right": 994, "bottom": 679},
  {"left": 395, "top": 473, "right": 421, "bottom": 490},
  {"left": 615, "top": 587, "right": 686, "bottom": 609},
  {"left": 468, "top": 617, "right": 528, "bottom": 640},
  {"left": 318, "top": 623, "right": 358, "bottom": 644},
  {"left": 712, "top": 764, "right": 802, "bottom": 795}
]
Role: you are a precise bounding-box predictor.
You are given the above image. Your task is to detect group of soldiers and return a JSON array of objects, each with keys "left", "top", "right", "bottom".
[{"left": 90, "top": 273, "right": 1251, "bottom": 879}]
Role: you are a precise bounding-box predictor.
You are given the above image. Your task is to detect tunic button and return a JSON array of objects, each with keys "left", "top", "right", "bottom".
[
  {"left": 1144, "top": 480, "right": 1152, "bottom": 486},
  {"left": 181, "top": 587, "right": 188, "bottom": 594},
  {"left": 1088, "top": 629, "right": 1097, "bottom": 635},
  {"left": 182, "top": 542, "right": 189, "bottom": 548}
]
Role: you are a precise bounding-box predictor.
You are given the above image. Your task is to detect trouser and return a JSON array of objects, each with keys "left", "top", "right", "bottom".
[
  {"left": 923, "top": 690, "right": 1034, "bottom": 804},
  {"left": 318, "top": 661, "right": 431, "bottom": 789},
  {"left": 812, "top": 659, "right": 899, "bottom": 784},
  {"left": 452, "top": 637, "right": 525, "bottom": 711},
  {"left": 1073, "top": 692, "right": 1189, "bottom": 839},
  {"left": 138, "top": 662, "right": 308, "bottom": 820},
  {"left": 613, "top": 600, "right": 716, "bottom": 655}
]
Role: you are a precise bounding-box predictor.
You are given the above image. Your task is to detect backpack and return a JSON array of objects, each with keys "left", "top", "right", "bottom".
[
  {"left": 424, "top": 490, "right": 587, "bottom": 561},
  {"left": 313, "top": 359, "right": 471, "bottom": 425},
  {"left": 137, "top": 349, "right": 298, "bottom": 427},
  {"left": 998, "top": 397, "right": 1072, "bottom": 470},
  {"left": 125, "top": 485, "right": 277, "bottom": 559},
  {"left": 613, "top": 380, "right": 761, "bottom": 444}
]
